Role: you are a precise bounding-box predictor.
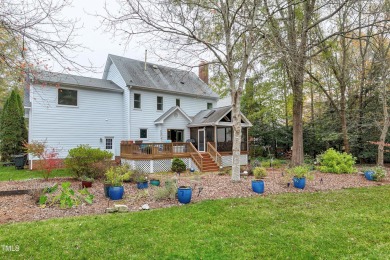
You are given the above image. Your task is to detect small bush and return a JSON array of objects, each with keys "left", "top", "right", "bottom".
[
  {"left": 318, "top": 148, "right": 356, "bottom": 174},
  {"left": 65, "top": 145, "right": 113, "bottom": 179},
  {"left": 105, "top": 165, "right": 132, "bottom": 186},
  {"left": 287, "top": 165, "right": 313, "bottom": 179},
  {"left": 171, "top": 158, "right": 186, "bottom": 173},
  {"left": 154, "top": 179, "right": 177, "bottom": 201},
  {"left": 253, "top": 167, "right": 267, "bottom": 179},
  {"left": 373, "top": 166, "right": 387, "bottom": 181}
]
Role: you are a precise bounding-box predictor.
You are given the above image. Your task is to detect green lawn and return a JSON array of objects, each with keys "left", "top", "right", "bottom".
[
  {"left": 1, "top": 186, "right": 389, "bottom": 259},
  {"left": 0, "top": 166, "right": 72, "bottom": 181}
]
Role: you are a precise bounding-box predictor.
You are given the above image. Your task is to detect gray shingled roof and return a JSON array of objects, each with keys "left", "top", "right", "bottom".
[
  {"left": 32, "top": 71, "right": 123, "bottom": 92},
  {"left": 154, "top": 106, "right": 192, "bottom": 124},
  {"left": 188, "top": 106, "right": 252, "bottom": 127},
  {"left": 107, "top": 54, "right": 219, "bottom": 99}
]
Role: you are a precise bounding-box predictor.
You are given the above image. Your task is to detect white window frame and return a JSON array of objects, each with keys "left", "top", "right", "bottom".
[
  {"left": 157, "top": 96, "right": 163, "bottom": 111},
  {"left": 57, "top": 88, "right": 78, "bottom": 107},
  {"left": 134, "top": 93, "right": 141, "bottom": 109},
  {"left": 139, "top": 128, "right": 148, "bottom": 139}
]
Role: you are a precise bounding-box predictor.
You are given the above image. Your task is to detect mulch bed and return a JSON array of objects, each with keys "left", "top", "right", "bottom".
[{"left": 1, "top": 169, "right": 389, "bottom": 224}]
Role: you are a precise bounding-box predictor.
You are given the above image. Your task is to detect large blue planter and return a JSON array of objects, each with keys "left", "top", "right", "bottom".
[
  {"left": 108, "top": 186, "right": 124, "bottom": 200},
  {"left": 293, "top": 177, "right": 306, "bottom": 189},
  {"left": 177, "top": 186, "right": 192, "bottom": 204},
  {"left": 137, "top": 181, "right": 149, "bottom": 189},
  {"left": 251, "top": 180, "right": 265, "bottom": 194},
  {"left": 364, "top": 171, "right": 375, "bottom": 181}
]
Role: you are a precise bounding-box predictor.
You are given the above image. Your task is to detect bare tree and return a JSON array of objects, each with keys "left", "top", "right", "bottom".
[
  {"left": 0, "top": 0, "right": 86, "bottom": 74},
  {"left": 103, "top": 0, "right": 265, "bottom": 181}
]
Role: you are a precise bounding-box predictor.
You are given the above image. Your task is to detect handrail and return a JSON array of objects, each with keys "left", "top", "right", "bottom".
[
  {"left": 188, "top": 142, "right": 203, "bottom": 171},
  {"left": 207, "top": 142, "right": 222, "bottom": 167}
]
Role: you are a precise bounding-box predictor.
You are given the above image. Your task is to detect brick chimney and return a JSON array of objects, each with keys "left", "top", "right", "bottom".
[{"left": 199, "top": 61, "right": 209, "bottom": 84}]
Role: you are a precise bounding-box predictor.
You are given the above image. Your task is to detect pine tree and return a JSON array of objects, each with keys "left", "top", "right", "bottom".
[{"left": 0, "top": 90, "right": 27, "bottom": 161}]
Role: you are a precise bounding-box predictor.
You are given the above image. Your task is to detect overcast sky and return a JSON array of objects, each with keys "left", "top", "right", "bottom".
[{"left": 58, "top": 0, "right": 151, "bottom": 78}]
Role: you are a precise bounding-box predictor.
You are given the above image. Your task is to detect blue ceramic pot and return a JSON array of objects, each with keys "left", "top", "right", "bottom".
[
  {"left": 137, "top": 181, "right": 148, "bottom": 189},
  {"left": 150, "top": 179, "right": 160, "bottom": 186},
  {"left": 108, "top": 186, "right": 124, "bottom": 200},
  {"left": 251, "top": 180, "right": 265, "bottom": 194},
  {"left": 364, "top": 171, "right": 375, "bottom": 181},
  {"left": 293, "top": 177, "right": 306, "bottom": 189},
  {"left": 177, "top": 186, "right": 192, "bottom": 204}
]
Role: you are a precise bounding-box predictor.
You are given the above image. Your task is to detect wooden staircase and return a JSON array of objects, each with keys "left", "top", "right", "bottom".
[{"left": 200, "top": 152, "right": 219, "bottom": 172}]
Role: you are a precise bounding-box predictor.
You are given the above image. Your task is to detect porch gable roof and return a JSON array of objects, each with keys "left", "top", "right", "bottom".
[
  {"left": 187, "top": 106, "right": 252, "bottom": 127},
  {"left": 154, "top": 106, "right": 192, "bottom": 124}
]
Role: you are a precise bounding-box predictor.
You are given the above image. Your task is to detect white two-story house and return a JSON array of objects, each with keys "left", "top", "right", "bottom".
[{"left": 25, "top": 54, "right": 251, "bottom": 172}]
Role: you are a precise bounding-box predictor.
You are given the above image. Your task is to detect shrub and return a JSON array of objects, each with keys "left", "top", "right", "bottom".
[
  {"left": 253, "top": 167, "right": 267, "bottom": 179},
  {"left": 373, "top": 166, "right": 387, "bottom": 181},
  {"left": 171, "top": 158, "right": 186, "bottom": 173},
  {"left": 287, "top": 165, "right": 313, "bottom": 179},
  {"left": 105, "top": 165, "right": 132, "bottom": 186},
  {"left": 132, "top": 168, "right": 148, "bottom": 183},
  {"left": 65, "top": 145, "right": 113, "bottom": 179},
  {"left": 0, "top": 90, "right": 27, "bottom": 161},
  {"left": 24, "top": 141, "right": 61, "bottom": 180},
  {"left": 154, "top": 179, "right": 177, "bottom": 201},
  {"left": 318, "top": 148, "right": 356, "bottom": 174}
]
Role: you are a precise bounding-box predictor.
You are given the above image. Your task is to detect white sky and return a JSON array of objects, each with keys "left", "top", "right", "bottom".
[{"left": 57, "top": 0, "right": 152, "bottom": 78}]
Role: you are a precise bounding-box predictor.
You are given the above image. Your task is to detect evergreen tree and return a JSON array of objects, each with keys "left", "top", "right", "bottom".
[{"left": 0, "top": 90, "right": 27, "bottom": 161}]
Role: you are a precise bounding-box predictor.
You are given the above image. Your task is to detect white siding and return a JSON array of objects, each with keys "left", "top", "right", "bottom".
[
  {"left": 161, "top": 112, "right": 191, "bottom": 141},
  {"left": 105, "top": 62, "right": 130, "bottom": 139},
  {"left": 30, "top": 84, "right": 125, "bottom": 158},
  {"left": 129, "top": 88, "right": 217, "bottom": 142}
]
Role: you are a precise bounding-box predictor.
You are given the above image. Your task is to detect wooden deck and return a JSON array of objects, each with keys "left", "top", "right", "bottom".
[{"left": 120, "top": 142, "right": 247, "bottom": 172}]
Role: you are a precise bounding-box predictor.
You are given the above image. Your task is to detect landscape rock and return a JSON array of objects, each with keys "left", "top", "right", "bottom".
[
  {"left": 105, "top": 207, "right": 118, "bottom": 213},
  {"left": 141, "top": 204, "right": 150, "bottom": 210},
  {"left": 114, "top": 204, "right": 129, "bottom": 213}
]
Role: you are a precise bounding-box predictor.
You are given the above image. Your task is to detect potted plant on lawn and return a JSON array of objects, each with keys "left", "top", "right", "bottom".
[
  {"left": 104, "top": 165, "right": 132, "bottom": 200},
  {"left": 149, "top": 177, "right": 160, "bottom": 186},
  {"left": 364, "top": 166, "right": 387, "bottom": 181},
  {"left": 251, "top": 167, "right": 267, "bottom": 194},
  {"left": 81, "top": 176, "right": 94, "bottom": 188},
  {"left": 287, "top": 165, "right": 313, "bottom": 189},
  {"left": 171, "top": 158, "right": 186, "bottom": 175},
  {"left": 133, "top": 169, "right": 149, "bottom": 189},
  {"left": 177, "top": 186, "right": 192, "bottom": 204}
]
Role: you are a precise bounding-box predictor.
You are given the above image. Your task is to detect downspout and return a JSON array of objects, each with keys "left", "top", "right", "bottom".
[{"left": 128, "top": 86, "right": 131, "bottom": 139}]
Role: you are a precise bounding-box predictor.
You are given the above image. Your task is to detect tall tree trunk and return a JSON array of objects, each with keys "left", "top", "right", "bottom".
[
  {"left": 231, "top": 90, "right": 242, "bottom": 181},
  {"left": 291, "top": 73, "right": 304, "bottom": 166},
  {"left": 378, "top": 72, "right": 389, "bottom": 166},
  {"left": 340, "top": 85, "right": 350, "bottom": 153}
]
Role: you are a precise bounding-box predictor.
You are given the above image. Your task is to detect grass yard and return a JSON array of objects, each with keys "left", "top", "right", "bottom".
[
  {"left": 0, "top": 186, "right": 389, "bottom": 259},
  {"left": 0, "top": 167, "right": 72, "bottom": 181}
]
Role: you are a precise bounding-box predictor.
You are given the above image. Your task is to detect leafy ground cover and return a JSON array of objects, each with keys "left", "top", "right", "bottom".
[
  {"left": 1, "top": 186, "right": 389, "bottom": 259},
  {"left": 0, "top": 166, "right": 72, "bottom": 181}
]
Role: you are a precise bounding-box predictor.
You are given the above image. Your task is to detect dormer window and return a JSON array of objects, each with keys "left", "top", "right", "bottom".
[
  {"left": 157, "top": 96, "right": 163, "bottom": 111},
  {"left": 58, "top": 89, "right": 77, "bottom": 106}
]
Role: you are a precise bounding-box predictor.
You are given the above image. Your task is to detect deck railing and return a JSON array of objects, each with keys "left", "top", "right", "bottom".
[
  {"left": 121, "top": 142, "right": 193, "bottom": 159},
  {"left": 188, "top": 142, "right": 203, "bottom": 171},
  {"left": 207, "top": 142, "right": 222, "bottom": 167}
]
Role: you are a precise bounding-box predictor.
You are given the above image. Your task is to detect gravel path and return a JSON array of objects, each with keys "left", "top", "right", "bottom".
[{"left": 0, "top": 169, "right": 389, "bottom": 224}]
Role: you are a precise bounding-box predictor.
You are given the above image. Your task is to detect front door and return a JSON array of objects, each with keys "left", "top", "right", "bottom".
[{"left": 198, "top": 129, "right": 205, "bottom": 152}]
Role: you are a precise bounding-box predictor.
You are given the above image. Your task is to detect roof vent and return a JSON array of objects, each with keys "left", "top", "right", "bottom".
[
  {"left": 180, "top": 81, "right": 185, "bottom": 84},
  {"left": 203, "top": 110, "right": 215, "bottom": 118},
  {"left": 152, "top": 64, "right": 158, "bottom": 69}
]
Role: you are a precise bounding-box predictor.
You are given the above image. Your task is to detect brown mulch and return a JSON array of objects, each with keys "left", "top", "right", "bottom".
[{"left": 0, "top": 169, "right": 389, "bottom": 224}]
